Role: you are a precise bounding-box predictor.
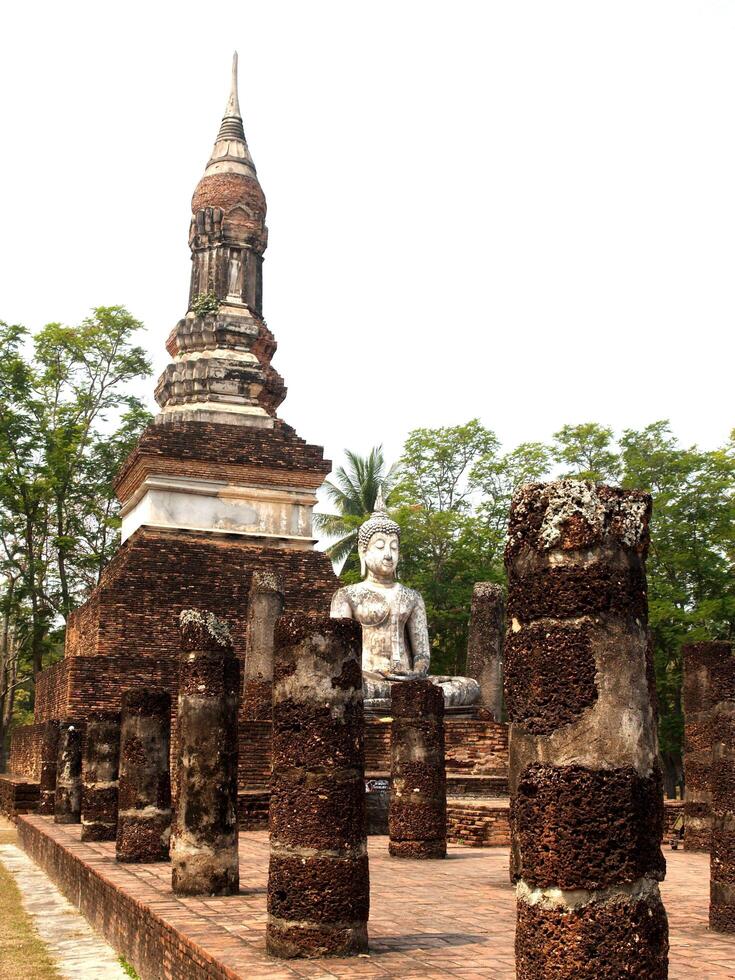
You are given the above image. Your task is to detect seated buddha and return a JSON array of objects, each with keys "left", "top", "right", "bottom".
[{"left": 329, "top": 489, "right": 480, "bottom": 711}]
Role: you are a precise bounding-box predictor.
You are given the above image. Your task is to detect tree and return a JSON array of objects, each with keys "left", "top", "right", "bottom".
[
  {"left": 313, "top": 446, "right": 397, "bottom": 577},
  {"left": 0, "top": 308, "right": 152, "bottom": 762},
  {"left": 620, "top": 421, "right": 735, "bottom": 795},
  {"left": 393, "top": 421, "right": 502, "bottom": 675},
  {"left": 552, "top": 422, "right": 622, "bottom": 482}
]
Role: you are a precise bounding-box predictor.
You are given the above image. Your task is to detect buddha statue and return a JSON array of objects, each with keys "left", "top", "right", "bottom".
[{"left": 330, "top": 489, "right": 480, "bottom": 711}]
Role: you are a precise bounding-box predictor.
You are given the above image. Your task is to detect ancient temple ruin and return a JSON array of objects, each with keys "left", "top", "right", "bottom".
[{"left": 1, "top": 56, "right": 509, "bottom": 833}]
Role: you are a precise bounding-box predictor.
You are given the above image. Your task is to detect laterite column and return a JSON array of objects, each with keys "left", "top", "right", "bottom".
[
  {"left": 81, "top": 711, "right": 121, "bottom": 842},
  {"left": 466, "top": 582, "right": 505, "bottom": 720},
  {"left": 389, "top": 679, "right": 446, "bottom": 859},
  {"left": 682, "top": 642, "right": 729, "bottom": 851},
  {"left": 242, "top": 571, "right": 284, "bottom": 720},
  {"left": 116, "top": 690, "right": 172, "bottom": 863},
  {"left": 267, "top": 614, "right": 369, "bottom": 959},
  {"left": 171, "top": 610, "right": 240, "bottom": 896},
  {"left": 709, "top": 644, "right": 735, "bottom": 932},
  {"left": 505, "top": 481, "right": 668, "bottom": 979},
  {"left": 54, "top": 722, "right": 82, "bottom": 824},
  {"left": 38, "top": 719, "right": 60, "bottom": 815}
]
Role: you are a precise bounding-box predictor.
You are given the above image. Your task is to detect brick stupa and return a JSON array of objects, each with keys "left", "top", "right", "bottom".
[{"left": 29, "top": 55, "right": 338, "bottom": 740}]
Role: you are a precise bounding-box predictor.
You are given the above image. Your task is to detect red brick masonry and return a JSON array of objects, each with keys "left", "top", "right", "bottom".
[{"left": 15, "top": 816, "right": 735, "bottom": 979}]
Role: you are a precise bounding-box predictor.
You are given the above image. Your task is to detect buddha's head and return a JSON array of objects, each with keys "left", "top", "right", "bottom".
[{"left": 357, "top": 487, "right": 401, "bottom": 581}]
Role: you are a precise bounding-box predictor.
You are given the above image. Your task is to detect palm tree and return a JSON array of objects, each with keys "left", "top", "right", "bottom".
[{"left": 314, "top": 446, "right": 398, "bottom": 574}]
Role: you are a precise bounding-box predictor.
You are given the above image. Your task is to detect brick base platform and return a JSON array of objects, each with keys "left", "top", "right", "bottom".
[
  {"left": 16, "top": 815, "right": 735, "bottom": 979},
  {"left": 0, "top": 774, "right": 40, "bottom": 822},
  {"left": 447, "top": 798, "right": 510, "bottom": 847}
]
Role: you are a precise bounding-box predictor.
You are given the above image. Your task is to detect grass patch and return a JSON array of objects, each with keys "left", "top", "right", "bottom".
[
  {"left": 118, "top": 957, "right": 140, "bottom": 978},
  {"left": 0, "top": 852, "right": 61, "bottom": 980}
]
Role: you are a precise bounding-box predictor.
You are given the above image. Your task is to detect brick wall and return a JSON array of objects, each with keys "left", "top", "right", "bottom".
[
  {"left": 34, "top": 661, "right": 70, "bottom": 723},
  {"left": 446, "top": 800, "right": 510, "bottom": 847},
  {"left": 365, "top": 717, "right": 508, "bottom": 776},
  {"left": 7, "top": 724, "right": 45, "bottom": 778}
]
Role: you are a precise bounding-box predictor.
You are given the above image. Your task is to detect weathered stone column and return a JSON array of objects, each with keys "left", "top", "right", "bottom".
[
  {"left": 81, "top": 711, "right": 121, "bottom": 842},
  {"left": 466, "top": 582, "right": 505, "bottom": 720},
  {"left": 171, "top": 610, "right": 240, "bottom": 896},
  {"left": 38, "top": 720, "right": 60, "bottom": 816},
  {"left": 505, "top": 481, "right": 668, "bottom": 979},
  {"left": 682, "top": 642, "right": 730, "bottom": 851},
  {"left": 389, "top": 679, "right": 446, "bottom": 859},
  {"left": 116, "top": 690, "right": 171, "bottom": 863},
  {"left": 267, "top": 614, "right": 369, "bottom": 959},
  {"left": 711, "top": 697, "right": 735, "bottom": 933},
  {"left": 54, "top": 722, "right": 82, "bottom": 824},
  {"left": 242, "top": 571, "right": 284, "bottom": 720}
]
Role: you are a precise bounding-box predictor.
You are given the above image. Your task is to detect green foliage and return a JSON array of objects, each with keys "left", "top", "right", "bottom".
[
  {"left": 320, "top": 418, "right": 734, "bottom": 791},
  {"left": 191, "top": 292, "right": 220, "bottom": 317},
  {"left": 118, "top": 957, "right": 140, "bottom": 979},
  {"left": 313, "top": 446, "right": 398, "bottom": 577},
  {"left": 0, "top": 307, "right": 152, "bottom": 759}
]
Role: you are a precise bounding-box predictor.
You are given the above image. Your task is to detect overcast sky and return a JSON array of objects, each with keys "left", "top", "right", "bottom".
[{"left": 1, "top": 1, "right": 733, "bottom": 479}]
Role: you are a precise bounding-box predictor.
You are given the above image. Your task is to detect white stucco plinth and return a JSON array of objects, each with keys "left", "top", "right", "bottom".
[{"left": 120, "top": 474, "right": 317, "bottom": 549}]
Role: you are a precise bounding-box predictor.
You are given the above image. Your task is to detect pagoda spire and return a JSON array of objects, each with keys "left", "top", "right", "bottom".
[
  {"left": 216, "top": 52, "right": 245, "bottom": 142},
  {"left": 205, "top": 52, "right": 256, "bottom": 178}
]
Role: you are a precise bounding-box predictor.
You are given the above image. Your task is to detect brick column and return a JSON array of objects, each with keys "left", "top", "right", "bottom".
[
  {"left": 54, "top": 722, "right": 82, "bottom": 824},
  {"left": 242, "top": 571, "right": 284, "bottom": 720},
  {"left": 81, "top": 711, "right": 121, "bottom": 842},
  {"left": 389, "top": 679, "right": 446, "bottom": 859},
  {"left": 171, "top": 610, "right": 240, "bottom": 896},
  {"left": 116, "top": 690, "right": 172, "bottom": 863},
  {"left": 682, "top": 642, "right": 730, "bottom": 851},
  {"left": 505, "top": 481, "right": 668, "bottom": 979},
  {"left": 38, "top": 720, "right": 60, "bottom": 816},
  {"left": 709, "top": 644, "right": 735, "bottom": 932},
  {"left": 266, "top": 614, "right": 368, "bottom": 959},
  {"left": 466, "top": 582, "right": 505, "bottom": 720},
  {"left": 711, "top": 699, "right": 735, "bottom": 932}
]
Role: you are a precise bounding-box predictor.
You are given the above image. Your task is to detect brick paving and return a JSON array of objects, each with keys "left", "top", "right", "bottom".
[{"left": 16, "top": 818, "right": 735, "bottom": 979}]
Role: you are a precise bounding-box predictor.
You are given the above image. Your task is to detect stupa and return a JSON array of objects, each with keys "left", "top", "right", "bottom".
[{"left": 16, "top": 54, "right": 338, "bottom": 757}]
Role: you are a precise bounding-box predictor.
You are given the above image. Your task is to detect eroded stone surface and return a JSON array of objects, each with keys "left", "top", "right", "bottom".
[
  {"left": 389, "top": 680, "right": 447, "bottom": 860},
  {"left": 81, "top": 711, "right": 120, "bottom": 842},
  {"left": 710, "top": 698, "right": 735, "bottom": 932},
  {"left": 54, "top": 722, "right": 82, "bottom": 825},
  {"left": 505, "top": 481, "right": 667, "bottom": 974},
  {"left": 171, "top": 610, "right": 240, "bottom": 896},
  {"left": 116, "top": 689, "right": 171, "bottom": 863},
  {"left": 267, "top": 614, "right": 368, "bottom": 958}
]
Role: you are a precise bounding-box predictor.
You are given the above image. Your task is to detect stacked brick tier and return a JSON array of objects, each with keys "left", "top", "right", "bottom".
[{"left": 114, "top": 420, "right": 331, "bottom": 503}]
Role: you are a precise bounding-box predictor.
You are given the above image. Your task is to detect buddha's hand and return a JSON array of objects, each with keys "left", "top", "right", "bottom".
[{"left": 414, "top": 659, "right": 430, "bottom": 677}]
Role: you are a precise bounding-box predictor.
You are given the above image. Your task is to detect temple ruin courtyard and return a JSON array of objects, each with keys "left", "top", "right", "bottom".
[{"left": 13, "top": 815, "right": 734, "bottom": 979}]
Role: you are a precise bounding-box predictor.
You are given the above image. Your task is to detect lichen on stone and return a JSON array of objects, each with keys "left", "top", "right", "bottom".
[{"left": 179, "top": 608, "right": 232, "bottom": 646}]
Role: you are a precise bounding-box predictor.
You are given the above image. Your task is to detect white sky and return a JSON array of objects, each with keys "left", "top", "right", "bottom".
[{"left": 1, "top": 1, "right": 733, "bottom": 479}]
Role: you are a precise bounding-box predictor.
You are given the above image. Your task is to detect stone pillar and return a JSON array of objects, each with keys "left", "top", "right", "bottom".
[
  {"left": 81, "top": 711, "right": 121, "bottom": 842},
  {"left": 505, "top": 481, "right": 668, "bottom": 979},
  {"left": 466, "top": 582, "right": 505, "bottom": 720},
  {"left": 54, "top": 722, "right": 82, "bottom": 824},
  {"left": 171, "top": 610, "right": 240, "bottom": 896},
  {"left": 242, "top": 571, "right": 284, "bottom": 720},
  {"left": 711, "top": 698, "right": 735, "bottom": 933},
  {"left": 682, "top": 642, "right": 730, "bottom": 851},
  {"left": 116, "top": 690, "right": 172, "bottom": 863},
  {"left": 38, "top": 720, "right": 60, "bottom": 816},
  {"left": 389, "top": 679, "right": 446, "bottom": 859},
  {"left": 267, "top": 614, "right": 369, "bottom": 959}
]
